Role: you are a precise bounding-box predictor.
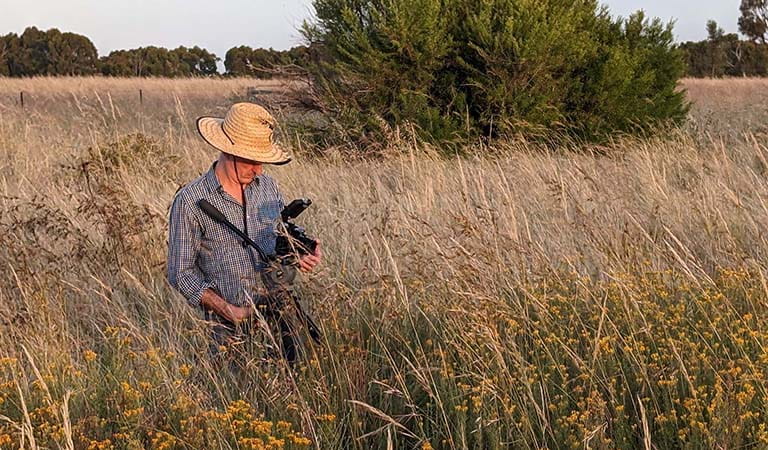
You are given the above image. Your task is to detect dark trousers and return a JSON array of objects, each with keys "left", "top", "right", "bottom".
[{"left": 206, "top": 309, "right": 300, "bottom": 369}]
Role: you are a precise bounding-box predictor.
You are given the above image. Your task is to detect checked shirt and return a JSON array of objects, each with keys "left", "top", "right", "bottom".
[{"left": 167, "top": 162, "right": 284, "bottom": 311}]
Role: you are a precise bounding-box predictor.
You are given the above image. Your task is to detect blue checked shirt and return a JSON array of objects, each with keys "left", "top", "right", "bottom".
[{"left": 167, "top": 162, "right": 284, "bottom": 310}]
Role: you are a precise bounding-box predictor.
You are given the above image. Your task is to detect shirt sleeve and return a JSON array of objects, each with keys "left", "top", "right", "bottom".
[{"left": 167, "top": 194, "right": 216, "bottom": 308}]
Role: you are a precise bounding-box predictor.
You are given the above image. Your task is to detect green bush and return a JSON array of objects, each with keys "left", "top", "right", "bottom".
[{"left": 302, "top": 0, "right": 689, "bottom": 147}]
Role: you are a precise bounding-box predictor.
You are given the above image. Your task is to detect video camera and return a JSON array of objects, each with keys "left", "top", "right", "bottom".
[{"left": 275, "top": 198, "right": 318, "bottom": 263}]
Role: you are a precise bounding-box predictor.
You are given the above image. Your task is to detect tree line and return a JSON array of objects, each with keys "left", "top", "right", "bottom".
[
  {"left": 680, "top": 0, "right": 767, "bottom": 77},
  {"left": 681, "top": 22, "right": 768, "bottom": 77},
  {"left": 0, "top": 26, "right": 308, "bottom": 77}
]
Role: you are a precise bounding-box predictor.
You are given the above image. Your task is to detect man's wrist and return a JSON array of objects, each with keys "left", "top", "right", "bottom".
[{"left": 200, "top": 289, "right": 248, "bottom": 324}]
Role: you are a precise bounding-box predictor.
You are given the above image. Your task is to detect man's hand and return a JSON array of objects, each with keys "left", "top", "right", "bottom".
[
  {"left": 228, "top": 305, "right": 254, "bottom": 324},
  {"left": 298, "top": 241, "right": 322, "bottom": 273},
  {"left": 201, "top": 289, "right": 253, "bottom": 324}
]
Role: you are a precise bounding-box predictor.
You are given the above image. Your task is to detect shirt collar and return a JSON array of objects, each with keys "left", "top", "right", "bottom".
[{"left": 204, "top": 161, "right": 222, "bottom": 193}]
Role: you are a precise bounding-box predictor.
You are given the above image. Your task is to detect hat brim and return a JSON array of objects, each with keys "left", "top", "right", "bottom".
[{"left": 196, "top": 117, "right": 292, "bottom": 165}]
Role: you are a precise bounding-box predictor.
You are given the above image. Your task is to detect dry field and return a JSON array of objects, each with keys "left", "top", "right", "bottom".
[{"left": 1, "top": 77, "right": 768, "bottom": 449}]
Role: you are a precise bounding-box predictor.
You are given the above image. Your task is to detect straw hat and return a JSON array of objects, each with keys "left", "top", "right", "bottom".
[{"left": 196, "top": 103, "right": 291, "bottom": 165}]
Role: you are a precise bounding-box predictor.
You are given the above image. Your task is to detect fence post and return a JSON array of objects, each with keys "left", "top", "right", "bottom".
[
  {"left": 20, "top": 91, "right": 24, "bottom": 109},
  {"left": 139, "top": 89, "right": 143, "bottom": 105}
]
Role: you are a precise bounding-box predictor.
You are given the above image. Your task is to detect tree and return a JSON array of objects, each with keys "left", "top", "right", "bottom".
[
  {"left": 705, "top": 20, "right": 728, "bottom": 77},
  {"left": 283, "top": 46, "right": 310, "bottom": 67},
  {"left": 99, "top": 49, "right": 135, "bottom": 76},
  {"left": 680, "top": 41, "right": 707, "bottom": 77},
  {"left": 302, "top": 0, "right": 689, "bottom": 146},
  {"left": 172, "top": 46, "right": 218, "bottom": 76},
  {"left": 0, "top": 33, "right": 21, "bottom": 76},
  {"left": 137, "top": 46, "right": 179, "bottom": 76},
  {"left": 16, "top": 26, "right": 53, "bottom": 75},
  {"left": 224, "top": 45, "right": 255, "bottom": 76},
  {"left": 707, "top": 20, "right": 725, "bottom": 41},
  {"left": 740, "top": 0, "right": 767, "bottom": 43},
  {"left": 50, "top": 32, "right": 99, "bottom": 75},
  {"left": 224, "top": 45, "right": 306, "bottom": 77}
]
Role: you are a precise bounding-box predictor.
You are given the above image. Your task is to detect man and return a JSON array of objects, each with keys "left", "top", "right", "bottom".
[{"left": 167, "top": 102, "right": 321, "bottom": 361}]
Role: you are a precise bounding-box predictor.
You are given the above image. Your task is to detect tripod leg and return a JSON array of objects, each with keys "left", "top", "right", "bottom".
[
  {"left": 289, "top": 291, "right": 323, "bottom": 344},
  {"left": 278, "top": 316, "right": 298, "bottom": 363}
]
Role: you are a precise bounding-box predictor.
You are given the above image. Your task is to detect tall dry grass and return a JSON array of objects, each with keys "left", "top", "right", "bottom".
[{"left": 0, "top": 77, "right": 768, "bottom": 449}]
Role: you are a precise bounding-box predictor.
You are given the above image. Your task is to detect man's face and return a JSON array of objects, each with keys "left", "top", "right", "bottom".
[{"left": 229, "top": 154, "right": 263, "bottom": 184}]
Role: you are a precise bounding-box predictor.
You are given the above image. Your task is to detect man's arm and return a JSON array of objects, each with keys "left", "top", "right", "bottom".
[
  {"left": 200, "top": 289, "right": 252, "bottom": 324},
  {"left": 166, "top": 195, "right": 218, "bottom": 306},
  {"left": 167, "top": 194, "right": 254, "bottom": 324}
]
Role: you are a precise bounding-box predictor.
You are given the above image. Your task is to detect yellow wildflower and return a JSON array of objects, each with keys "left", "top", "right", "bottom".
[
  {"left": 83, "top": 350, "right": 97, "bottom": 362},
  {"left": 291, "top": 435, "right": 312, "bottom": 446}
]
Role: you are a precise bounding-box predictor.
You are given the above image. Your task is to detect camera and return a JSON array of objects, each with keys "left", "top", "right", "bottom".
[{"left": 275, "top": 198, "right": 318, "bottom": 262}]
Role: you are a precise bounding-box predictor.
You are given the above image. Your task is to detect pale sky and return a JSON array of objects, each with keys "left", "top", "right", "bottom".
[{"left": 0, "top": 0, "right": 742, "bottom": 63}]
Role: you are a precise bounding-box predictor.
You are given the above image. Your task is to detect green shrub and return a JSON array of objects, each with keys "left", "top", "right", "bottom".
[{"left": 302, "top": 0, "right": 689, "bottom": 147}]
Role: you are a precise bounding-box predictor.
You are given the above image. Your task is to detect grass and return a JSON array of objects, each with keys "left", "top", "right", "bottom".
[{"left": 1, "top": 77, "right": 768, "bottom": 448}]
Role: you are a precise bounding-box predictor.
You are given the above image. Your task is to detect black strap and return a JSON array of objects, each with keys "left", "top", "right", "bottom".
[
  {"left": 197, "top": 199, "right": 270, "bottom": 262},
  {"left": 234, "top": 159, "right": 247, "bottom": 238}
]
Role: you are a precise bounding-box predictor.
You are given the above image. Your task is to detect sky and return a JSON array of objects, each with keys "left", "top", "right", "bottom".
[{"left": 0, "top": 0, "right": 742, "bottom": 65}]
